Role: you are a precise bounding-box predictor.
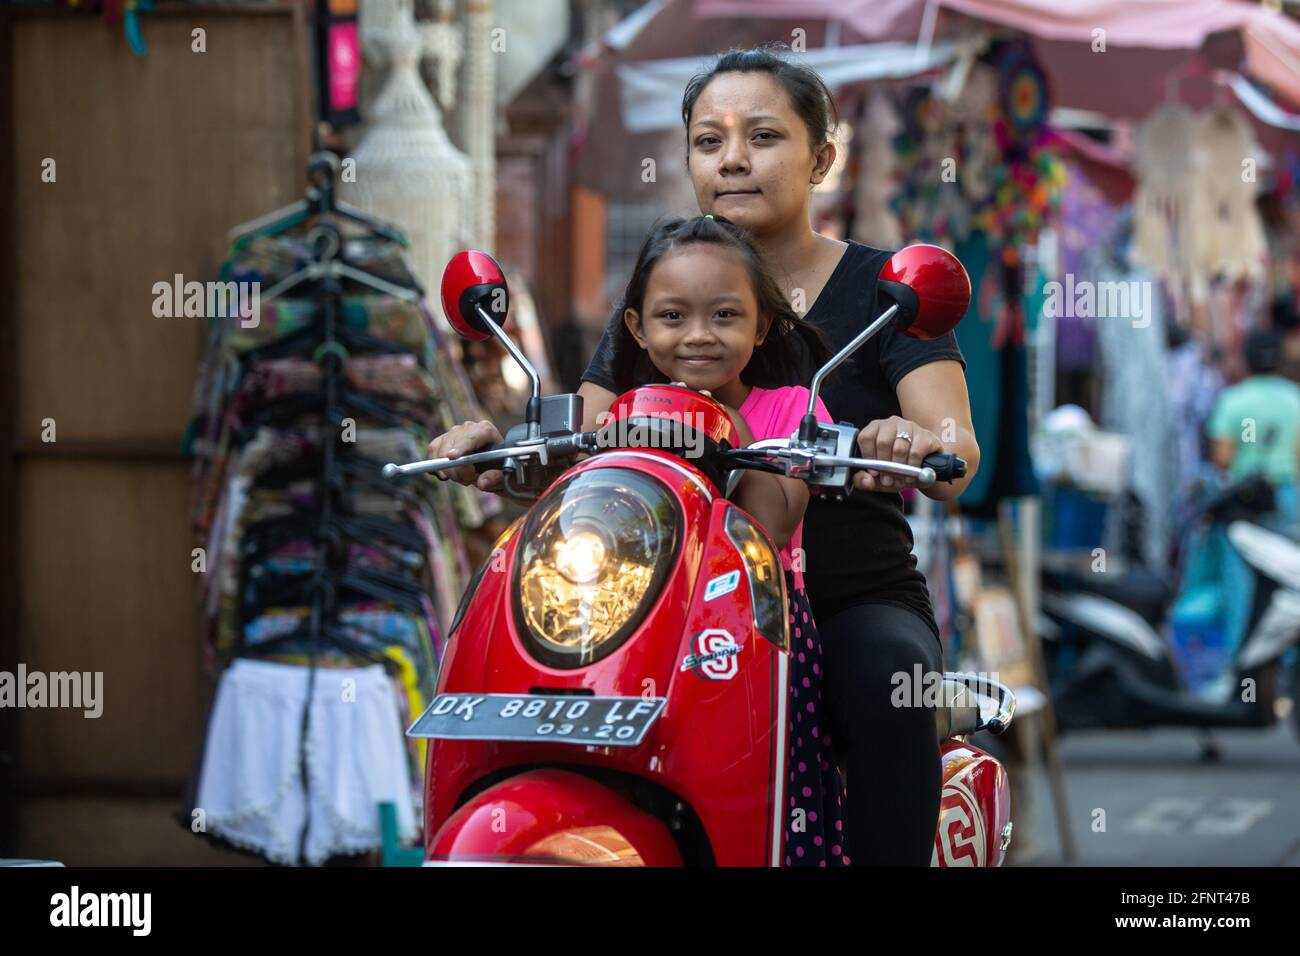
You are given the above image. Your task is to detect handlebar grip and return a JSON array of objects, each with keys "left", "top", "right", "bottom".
[
  {"left": 922, "top": 453, "right": 966, "bottom": 483},
  {"left": 472, "top": 444, "right": 508, "bottom": 474}
]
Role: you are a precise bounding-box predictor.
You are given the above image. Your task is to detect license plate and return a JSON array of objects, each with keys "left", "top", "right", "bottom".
[{"left": 407, "top": 694, "right": 667, "bottom": 747}]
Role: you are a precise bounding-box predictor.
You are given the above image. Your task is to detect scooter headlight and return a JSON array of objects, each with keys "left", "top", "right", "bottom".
[{"left": 514, "top": 468, "right": 680, "bottom": 668}]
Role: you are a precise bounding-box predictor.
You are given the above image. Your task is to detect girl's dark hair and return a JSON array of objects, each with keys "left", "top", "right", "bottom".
[
  {"left": 681, "top": 44, "right": 839, "bottom": 151},
  {"left": 608, "top": 214, "right": 832, "bottom": 394}
]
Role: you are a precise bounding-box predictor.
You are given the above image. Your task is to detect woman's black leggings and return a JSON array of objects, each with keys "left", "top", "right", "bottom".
[{"left": 819, "top": 602, "right": 943, "bottom": 866}]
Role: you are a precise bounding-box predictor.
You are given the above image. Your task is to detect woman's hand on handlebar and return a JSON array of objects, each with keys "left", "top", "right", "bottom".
[
  {"left": 855, "top": 415, "right": 942, "bottom": 491},
  {"left": 425, "top": 420, "right": 505, "bottom": 491}
]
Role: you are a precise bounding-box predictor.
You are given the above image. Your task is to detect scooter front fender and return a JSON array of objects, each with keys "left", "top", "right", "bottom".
[{"left": 426, "top": 768, "right": 683, "bottom": 866}]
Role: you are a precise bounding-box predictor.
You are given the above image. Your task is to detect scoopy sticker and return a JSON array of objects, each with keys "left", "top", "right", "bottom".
[
  {"left": 681, "top": 629, "right": 742, "bottom": 681},
  {"left": 704, "top": 570, "right": 740, "bottom": 602}
]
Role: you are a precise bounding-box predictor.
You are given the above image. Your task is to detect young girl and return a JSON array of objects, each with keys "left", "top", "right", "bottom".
[{"left": 427, "top": 214, "right": 850, "bottom": 865}]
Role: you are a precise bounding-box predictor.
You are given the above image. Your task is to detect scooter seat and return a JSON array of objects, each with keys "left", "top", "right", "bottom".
[
  {"left": 1040, "top": 591, "right": 1166, "bottom": 661},
  {"left": 1227, "top": 521, "right": 1300, "bottom": 591},
  {"left": 934, "top": 679, "right": 981, "bottom": 743}
]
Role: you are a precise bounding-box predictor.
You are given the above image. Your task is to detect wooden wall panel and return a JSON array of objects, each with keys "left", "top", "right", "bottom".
[
  {"left": 5, "top": 7, "right": 310, "bottom": 861},
  {"left": 17, "top": 460, "right": 203, "bottom": 783},
  {"left": 13, "top": 14, "right": 307, "bottom": 442}
]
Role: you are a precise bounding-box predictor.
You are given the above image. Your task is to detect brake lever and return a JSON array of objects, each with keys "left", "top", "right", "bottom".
[
  {"left": 381, "top": 443, "right": 542, "bottom": 479},
  {"left": 726, "top": 443, "right": 938, "bottom": 487},
  {"left": 814, "top": 455, "right": 937, "bottom": 487},
  {"left": 382, "top": 430, "right": 597, "bottom": 481}
]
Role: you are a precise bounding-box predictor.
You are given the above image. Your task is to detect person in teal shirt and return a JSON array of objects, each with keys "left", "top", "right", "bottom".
[{"left": 1208, "top": 329, "right": 1300, "bottom": 535}]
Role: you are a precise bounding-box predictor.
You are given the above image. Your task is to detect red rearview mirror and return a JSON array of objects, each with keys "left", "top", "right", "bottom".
[
  {"left": 878, "top": 244, "right": 971, "bottom": 340},
  {"left": 440, "top": 250, "right": 508, "bottom": 342}
]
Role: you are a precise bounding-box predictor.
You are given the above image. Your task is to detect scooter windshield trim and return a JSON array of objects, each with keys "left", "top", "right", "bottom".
[{"left": 591, "top": 451, "right": 714, "bottom": 503}]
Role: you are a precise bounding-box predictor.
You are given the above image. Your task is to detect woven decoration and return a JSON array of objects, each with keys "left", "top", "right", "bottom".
[
  {"left": 1130, "top": 102, "right": 1196, "bottom": 285},
  {"left": 890, "top": 47, "right": 1062, "bottom": 247},
  {"left": 1189, "top": 105, "right": 1267, "bottom": 288},
  {"left": 997, "top": 42, "right": 1050, "bottom": 141},
  {"left": 851, "top": 92, "right": 903, "bottom": 250},
  {"left": 343, "top": 0, "right": 473, "bottom": 331}
]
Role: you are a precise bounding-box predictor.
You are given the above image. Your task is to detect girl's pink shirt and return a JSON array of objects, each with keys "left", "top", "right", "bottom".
[{"left": 736, "top": 385, "right": 830, "bottom": 593}]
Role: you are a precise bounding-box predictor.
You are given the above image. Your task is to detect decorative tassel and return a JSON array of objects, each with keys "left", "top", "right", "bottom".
[
  {"left": 851, "top": 92, "right": 903, "bottom": 250},
  {"left": 1130, "top": 103, "right": 1195, "bottom": 286},
  {"left": 1189, "top": 106, "right": 1266, "bottom": 287}
]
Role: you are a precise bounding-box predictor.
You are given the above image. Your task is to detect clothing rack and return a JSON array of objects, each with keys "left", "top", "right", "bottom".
[
  {"left": 185, "top": 153, "right": 489, "bottom": 866},
  {"left": 252, "top": 162, "right": 401, "bottom": 865}
]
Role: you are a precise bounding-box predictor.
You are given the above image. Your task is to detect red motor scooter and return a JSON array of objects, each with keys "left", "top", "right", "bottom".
[{"left": 383, "top": 244, "right": 1016, "bottom": 866}]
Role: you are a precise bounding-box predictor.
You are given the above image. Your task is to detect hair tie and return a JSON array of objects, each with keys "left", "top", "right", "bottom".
[{"left": 703, "top": 214, "right": 714, "bottom": 220}]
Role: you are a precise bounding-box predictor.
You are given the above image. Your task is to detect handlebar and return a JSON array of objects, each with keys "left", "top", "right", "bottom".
[
  {"left": 467, "top": 431, "right": 596, "bottom": 474},
  {"left": 724, "top": 445, "right": 967, "bottom": 488},
  {"left": 946, "top": 673, "right": 1017, "bottom": 736},
  {"left": 381, "top": 432, "right": 966, "bottom": 490}
]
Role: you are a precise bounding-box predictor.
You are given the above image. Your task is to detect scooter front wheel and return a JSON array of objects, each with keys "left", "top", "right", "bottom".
[{"left": 425, "top": 768, "right": 682, "bottom": 867}]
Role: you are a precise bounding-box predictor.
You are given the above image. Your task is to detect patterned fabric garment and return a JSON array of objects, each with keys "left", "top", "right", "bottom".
[
  {"left": 226, "top": 231, "right": 416, "bottom": 289},
  {"left": 783, "top": 569, "right": 850, "bottom": 867},
  {"left": 218, "top": 294, "right": 432, "bottom": 357},
  {"left": 200, "top": 425, "right": 458, "bottom": 663},
  {"left": 183, "top": 222, "right": 494, "bottom": 867},
  {"left": 340, "top": 295, "right": 430, "bottom": 354}
]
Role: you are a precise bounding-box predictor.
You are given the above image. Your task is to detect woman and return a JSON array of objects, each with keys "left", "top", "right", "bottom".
[
  {"left": 581, "top": 48, "right": 980, "bottom": 866},
  {"left": 443, "top": 46, "right": 980, "bottom": 865}
]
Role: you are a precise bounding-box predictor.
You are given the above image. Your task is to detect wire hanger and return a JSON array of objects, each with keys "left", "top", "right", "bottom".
[
  {"left": 260, "top": 223, "right": 421, "bottom": 304},
  {"left": 227, "top": 152, "right": 410, "bottom": 247}
]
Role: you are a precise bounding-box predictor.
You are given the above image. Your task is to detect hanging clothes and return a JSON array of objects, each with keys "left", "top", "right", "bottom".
[
  {"left": 952, "top": 232, "right": 1040, "bottom": 516},
  {"left": 182, "top": 172, "right": 490, "bottom": 865},
  {"left": 1093, "top": 254, "right": 1177, "bottom": 571},
  {"left": 193, "top": 659, "right": 415, "bottom": 866}
]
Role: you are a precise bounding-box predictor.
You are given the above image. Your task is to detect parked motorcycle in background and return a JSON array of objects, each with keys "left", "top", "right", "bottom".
[{"left": 1042, "top": 475, "right": 1300, "bottom": 751}]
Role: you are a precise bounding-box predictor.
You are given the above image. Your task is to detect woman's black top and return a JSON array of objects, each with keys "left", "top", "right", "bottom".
[{"left": 579, "top": 240, "right": 967, "bottom": 637}]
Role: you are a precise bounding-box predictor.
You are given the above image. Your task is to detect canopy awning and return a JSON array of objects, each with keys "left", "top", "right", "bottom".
[
  {"left": 693, "top": 0, "right": 1300, "bottom": 107},
  {"left": 616, "top": 39, "right": 974, "bottom": 132}
]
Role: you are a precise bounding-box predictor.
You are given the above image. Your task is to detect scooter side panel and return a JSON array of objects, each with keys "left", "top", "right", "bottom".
[
  {"left": 931, "top": 740, "right": 1011, "bottom": 867},
  {"left": 648, "top": 499, "right": 786, "bottom": 866}
]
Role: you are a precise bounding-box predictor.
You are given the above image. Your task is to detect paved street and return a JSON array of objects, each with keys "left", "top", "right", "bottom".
[{"left": 1010, "top": 718, "right": 1300, "bottom": 866}]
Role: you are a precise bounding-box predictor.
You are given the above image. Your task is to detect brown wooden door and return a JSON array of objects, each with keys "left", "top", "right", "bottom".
[{"left": 2, "top": 6, "right": 310, "bottom": 864}]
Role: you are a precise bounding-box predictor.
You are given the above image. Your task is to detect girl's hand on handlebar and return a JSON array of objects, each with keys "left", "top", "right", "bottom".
[
  {"left": 426, "top": 420, "right": 505, "bottom": 491},
  {"left": 855, "top": 415, "right": 942, "bottom": 492}
]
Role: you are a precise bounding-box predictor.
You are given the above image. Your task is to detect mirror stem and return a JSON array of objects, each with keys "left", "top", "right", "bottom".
[
  {"left": 475, "top": 303, "right": 542, "bottom": 439},
  {"left": 800, "top": 303, "right": 899, "bottom": 442}
]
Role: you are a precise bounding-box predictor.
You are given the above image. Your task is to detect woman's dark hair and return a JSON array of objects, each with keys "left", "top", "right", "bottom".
[
  {"left": 607, "top": 214, "right": 832, "bottom": 394},
  {"left": 681, "top": 44, "right": 838, "bottom": 151}
]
